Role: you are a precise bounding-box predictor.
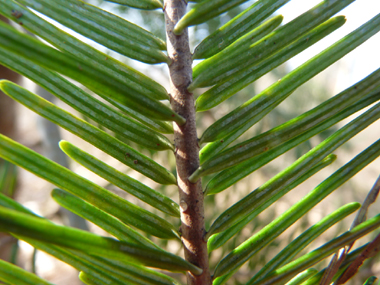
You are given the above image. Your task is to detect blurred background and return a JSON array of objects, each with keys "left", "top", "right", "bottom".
[{"left": 0, "top": 0, "right": 379, "bottom": 284}]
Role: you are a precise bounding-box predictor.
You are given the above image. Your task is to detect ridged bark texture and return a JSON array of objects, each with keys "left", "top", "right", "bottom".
[{"left": 164, "top": 1, "right": 211, "bottom": 284}]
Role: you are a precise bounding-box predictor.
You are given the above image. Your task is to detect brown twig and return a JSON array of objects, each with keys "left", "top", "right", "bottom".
[
  {"left": 335, "top": 232, "right": 380, "bottom": 284},
  {"left": 322, "top": 175, "right": 380, "bottom": 285},
  {"left": 164, "top": 1, "right": 211, "bottom": 284}
]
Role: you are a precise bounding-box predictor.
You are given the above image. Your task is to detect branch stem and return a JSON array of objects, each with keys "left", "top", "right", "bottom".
[{"left": 164, "top": 1, "right": 211, "bottom": 284}]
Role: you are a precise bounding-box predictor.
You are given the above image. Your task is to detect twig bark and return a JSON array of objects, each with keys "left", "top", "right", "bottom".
[{"left": 164, "top": 1, "right": 211, "bottom": 284}]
